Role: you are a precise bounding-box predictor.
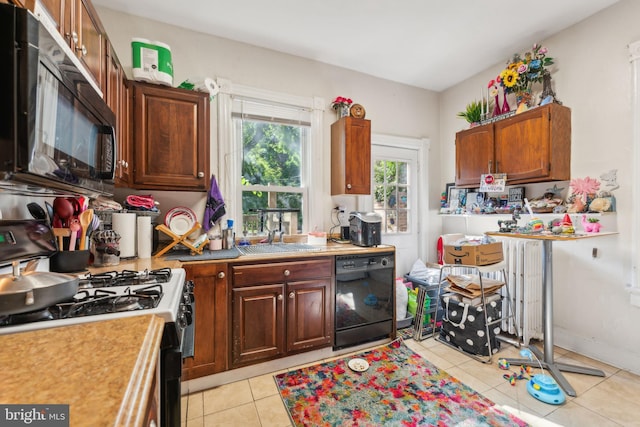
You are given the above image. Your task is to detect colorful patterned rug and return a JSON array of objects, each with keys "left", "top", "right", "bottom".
[{"left": 274, "top": 339, "right": 528, "bottom": 426}]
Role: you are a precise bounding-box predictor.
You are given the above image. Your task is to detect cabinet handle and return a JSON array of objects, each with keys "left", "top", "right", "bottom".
[
  {"left": 71, "top": 31, "right": 78, "bottom": 44},
  {"left": 283, "top": 269, "right": 290, "bottom": 277},
  {"left": 495, "top": 161, "right": 500, "bottom": 173},
  {"left": 346, "top": 184, "right": 352, "bottom": 190},
  {"left": 289, "top": 292, "right": 295, "bottom": 299},
  {"left": 76, "top": 44, "right": 87, "bottom": 56},
  {"left": 488, "top": 160, "right": 492, "bottom": 174},
  {"left": 197, "top": 172, "right": 205, "bottom": 178},
  {"left": 277, "top": 294, "right": 283, "bottom": 301},
  {"left": 217, "top": 272, "right": 225, "bottom": 279}
]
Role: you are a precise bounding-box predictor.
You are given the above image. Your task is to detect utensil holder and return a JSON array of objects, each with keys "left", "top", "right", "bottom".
[{"left": 50, "top": 250, "right": 90, "bottom": 273}]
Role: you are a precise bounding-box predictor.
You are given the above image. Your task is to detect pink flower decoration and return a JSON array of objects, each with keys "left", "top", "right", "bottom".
[
  {"left": 570, "top": 177, "right": 600, "bottom": 196},
  {"left": 517, "top": 63, "right": 528, "bottom": 74}
]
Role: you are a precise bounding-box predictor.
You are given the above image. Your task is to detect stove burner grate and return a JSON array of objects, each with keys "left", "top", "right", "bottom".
[
  {"left": 49, "top": 284, "right": 164, "bottom": 319},
  {"left": 78, "top": 268, "right": 172, "bottom": 289}
]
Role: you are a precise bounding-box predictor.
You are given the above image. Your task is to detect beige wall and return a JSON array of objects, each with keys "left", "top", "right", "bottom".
[
  {"left": 95, "top": 5, "right": 440, "bottom": 238},
  {"left": 439, "top": 0, "right": 639, "bottom": 373}
]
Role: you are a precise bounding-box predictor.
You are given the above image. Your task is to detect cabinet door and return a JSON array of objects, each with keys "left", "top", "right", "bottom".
[
  {"left": 76, "top": 0, "right": 104, "bottom": 92},
  {"left": 331, "top": 117, "right": 371, "bottom": 195},
  {"left": 116, "top": 72, "right": 131, "bottom": 185},
  {"left": 494, "top": 107, "right": 550, "bottom": 182},
  {"left": 455, "top": 124, "right": 494, "bottom": 187},
  {"left": 182, "top": 263, "right": 228, "bottom": 380},
  {"left": 286, "top": 278, "right": 333, "bottom": 353},
  {"left": 105, "top": 42, "right": 120, "bottom": 116},
  {"left": 231, "top": 284, "right": 285, "bottom": 368},
  {"left": 38, "top": 0, "right": 65, "bottom": 33},
  {"left": 131, "top": 82, "right": 210, "bottom": 191},
  {"left": 495, "top": 103, "right": 571, "bottom": 184}
]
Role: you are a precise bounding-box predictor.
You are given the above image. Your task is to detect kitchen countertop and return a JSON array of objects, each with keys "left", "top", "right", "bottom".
[
  {"left": 0, "top": 314, "right": 164, "bottom": 426},
  {"left": 88, "top": 242, "right": 395, "bottom": 273}
]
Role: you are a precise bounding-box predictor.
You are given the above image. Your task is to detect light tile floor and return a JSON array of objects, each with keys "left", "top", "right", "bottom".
[{"left": 181, "top": 336, "right": 640, "bottom": 427}]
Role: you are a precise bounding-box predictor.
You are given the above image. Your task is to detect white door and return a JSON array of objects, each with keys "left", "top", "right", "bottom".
[{"left": 364, "top": 135, "right": 428, "bottom": 277}]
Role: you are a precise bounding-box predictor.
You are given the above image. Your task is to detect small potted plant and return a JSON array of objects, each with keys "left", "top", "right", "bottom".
[
  {"left": 581, "top": 215, "right": 602, "bottom": 233},
  {"left": 457, "top": 100, "right": 487, "bottom": 126}
]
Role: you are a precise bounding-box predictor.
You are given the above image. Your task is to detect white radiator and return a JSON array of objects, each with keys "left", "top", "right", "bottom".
[{"left": 498, "top": 238, "right": 544, "bottom": 345}]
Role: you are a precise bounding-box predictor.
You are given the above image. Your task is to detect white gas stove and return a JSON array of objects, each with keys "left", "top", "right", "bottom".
[
  {"left": 0, "top": 268, "right": 189, "bottom": 336},
  {"left": 0, "top": 220, "right": 192, "bottom": 427}
]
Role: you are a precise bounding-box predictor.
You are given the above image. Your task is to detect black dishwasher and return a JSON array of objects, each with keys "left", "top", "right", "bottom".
[{"left": 334, "top": 252, "right": 395, "bottom": 349}]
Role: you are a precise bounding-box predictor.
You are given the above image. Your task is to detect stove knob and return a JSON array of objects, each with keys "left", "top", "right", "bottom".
[
  {"left": 185, "top": 280, "right": 195, "bottom": 292},
  {"left": 180, "top": 310, "right": 193, "bottom": 327},
  {"left": 182, "top": 303, "right": 193, "bottom": 316},
  {"left": 183, "top": 293, "right": 194, "bottom": 304}
]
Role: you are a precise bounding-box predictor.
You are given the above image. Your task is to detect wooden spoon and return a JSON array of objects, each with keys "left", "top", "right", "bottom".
[
  {"left": 53, "top": 228, "right": 71, "bottom": 250},
  {"left": 78, "top": 209, "right": 93, "bottom": 250}
]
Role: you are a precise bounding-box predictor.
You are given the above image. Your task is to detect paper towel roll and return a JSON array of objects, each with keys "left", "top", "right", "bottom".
[
  {"left": 178, "top": 77, "right": 219, "bottom": 98},
  {"left": 112, "top": 213, "right": 136, "bottom": 258},
  {"left": 201, "top": 78, "right": 219, "bottom": 97},
  {"left": 137, "top": 216, "right": 152, "bottom": 258}
]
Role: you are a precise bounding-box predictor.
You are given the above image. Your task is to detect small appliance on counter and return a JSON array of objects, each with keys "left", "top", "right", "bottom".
[{"left": 349, "top": 212, "right": 381, "bottom": 247}]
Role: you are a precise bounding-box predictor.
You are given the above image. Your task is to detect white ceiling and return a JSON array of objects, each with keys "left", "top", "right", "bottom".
[{"left": 92, "top": 0, "right": 618, "bottom": 92}]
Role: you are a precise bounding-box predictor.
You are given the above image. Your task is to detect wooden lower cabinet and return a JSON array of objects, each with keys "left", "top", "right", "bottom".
[
  {"left": 232, "top": 284, "right": 285, "bottom": 366},
  {"left": 182, "top": 263, "right": 228, "bottom": 380},
  {"left": 231, "top": 258, "right": 334, "bottom": 369}
]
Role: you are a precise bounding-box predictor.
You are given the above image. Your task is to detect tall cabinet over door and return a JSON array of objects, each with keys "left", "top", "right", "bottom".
[
  {"left": 130, "top": 81, "right": 210, "bottom": 191},
  {"left": 331, "top": 117, "right": 371, "bottom": 195}
]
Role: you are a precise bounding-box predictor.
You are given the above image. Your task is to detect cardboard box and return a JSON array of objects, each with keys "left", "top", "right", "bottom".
[{"left": 444, "top": 242, "right": 503, "bottom": 266}]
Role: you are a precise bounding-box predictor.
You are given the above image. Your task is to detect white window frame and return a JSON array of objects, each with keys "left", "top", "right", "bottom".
[{"left": 216, "top": 78, "right": 324, "bottom": 234}]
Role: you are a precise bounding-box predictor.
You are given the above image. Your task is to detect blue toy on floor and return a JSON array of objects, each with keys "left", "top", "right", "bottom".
[{"left": 520, "top": 349, "right": 566, "bottom": 405}]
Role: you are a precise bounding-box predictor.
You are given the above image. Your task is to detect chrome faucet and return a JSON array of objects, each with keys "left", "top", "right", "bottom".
[{"left": 266, "top": 229, "right": 285, "bottom": 244}]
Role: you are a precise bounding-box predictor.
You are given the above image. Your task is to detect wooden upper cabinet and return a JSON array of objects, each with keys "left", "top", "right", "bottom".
[
  {"left": 37, "top": 0, "right": 65, "bottom": 33},
  {"left": 455, "top": 103, "right": 571, "bottom": 187},
  {"left": 455, "top": 124, "right": 495, "bottom": 187},
  {"left": 76, "top": 0, "right": 103, "bottom": 92},
  {"left": 105, "top": 42, "right": 131, "bottom": 186},
  {"left": 131, "top": 81, "right": 210, "bottom": 191},
  {"left": 331, "top": 117, "right": 371, "bottom": 195},
  {"left": 31, "top": 0, "right": 104, "bottom": 93}
]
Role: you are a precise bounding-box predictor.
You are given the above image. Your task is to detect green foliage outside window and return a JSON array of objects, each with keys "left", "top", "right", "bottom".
[{"left": 240, "top": 120, "right": 304, "bottom": 231}]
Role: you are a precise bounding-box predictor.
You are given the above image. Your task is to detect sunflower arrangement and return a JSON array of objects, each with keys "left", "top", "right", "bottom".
[{"left": 496, "top": 44, "right": 554, "bottom": 95}]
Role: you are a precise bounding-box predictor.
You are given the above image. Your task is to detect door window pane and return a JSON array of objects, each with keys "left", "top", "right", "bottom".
[{"left": 373, "top": 160, "right": 410, "bottom": 234}]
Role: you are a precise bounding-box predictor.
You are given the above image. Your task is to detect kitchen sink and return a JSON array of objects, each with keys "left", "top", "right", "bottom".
[{"left": 237, "top": 243, "right": 323, "bottom": 255}]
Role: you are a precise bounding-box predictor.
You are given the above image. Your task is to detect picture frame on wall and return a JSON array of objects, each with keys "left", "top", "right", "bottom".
[
  {"left": 448, "top": 187, "right": 468, "bottom": 210},
  {"left": 466, "top": 192, "right": 486, "bottom": 212},
  {"left": 445, "top": 182, "right": 455, "bottom": 205}
]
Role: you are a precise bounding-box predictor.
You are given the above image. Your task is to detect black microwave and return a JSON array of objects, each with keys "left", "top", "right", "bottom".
[{"left": 0, "top": 3, "right": 116, "bottom": 197}]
